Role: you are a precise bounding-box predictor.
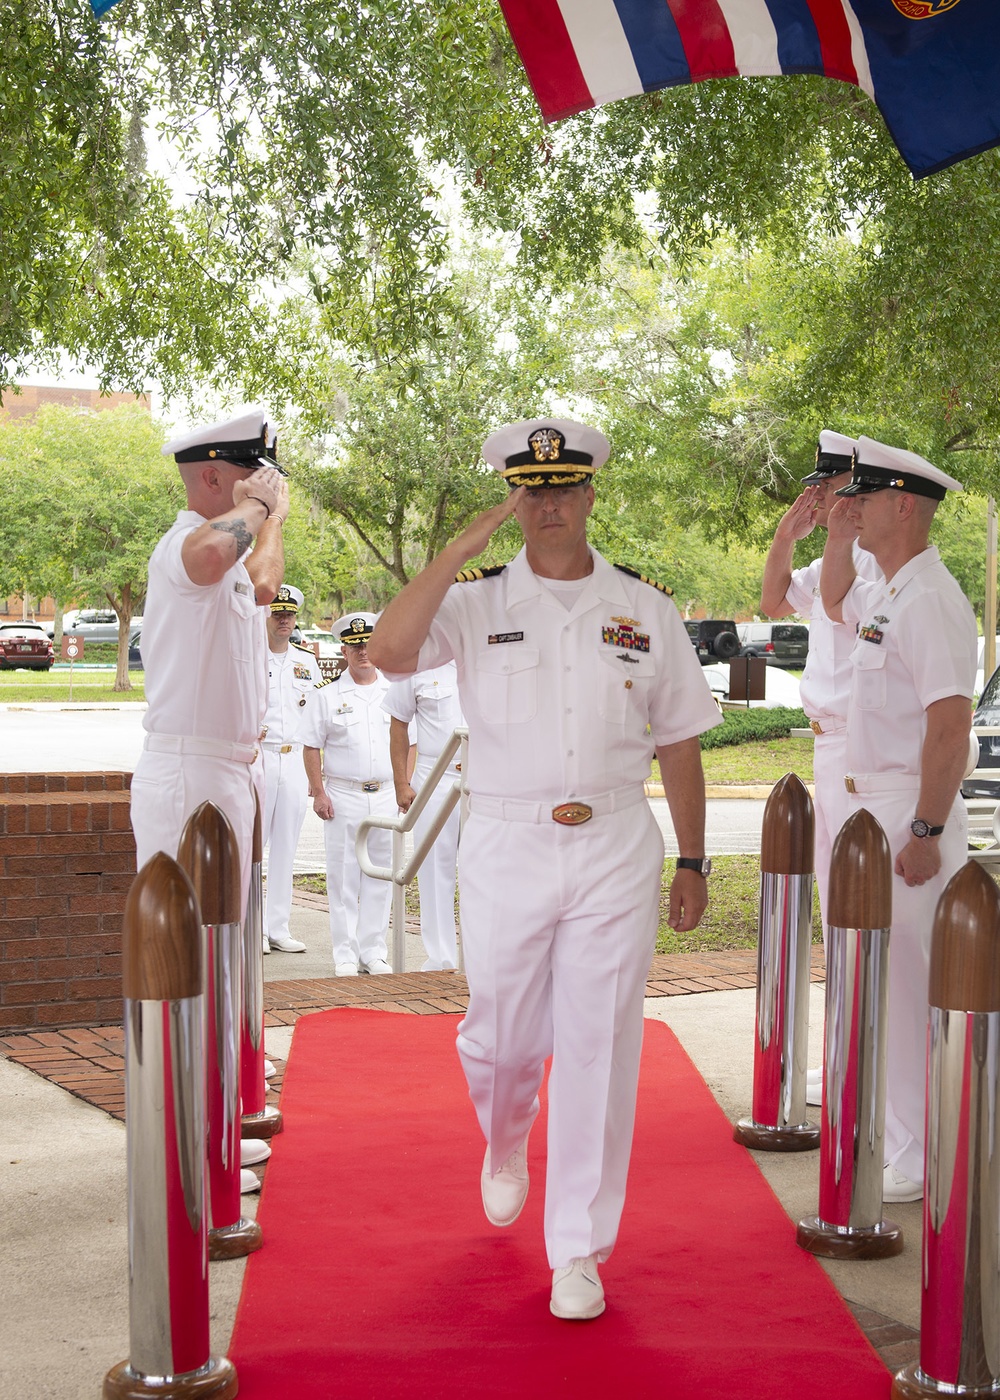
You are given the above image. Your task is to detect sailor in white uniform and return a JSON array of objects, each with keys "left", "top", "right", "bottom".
[
  {"left": 260, "top": 584, "right": 322, "bottom": 953},
  {"left": 369, "top": 418, "right": 720, "bottom": 1321},
  {"left": 821, "top": 437, "right": 977, "bottom": 1204},
  {"left": 384, "top": 662, "right": 465, "bottom": 970},
  {"left": 302, "top": 614, "right": 395, "bottom": 975},
  {"left": 760, "top": 430, "right": 882, "bottom": 1102}
]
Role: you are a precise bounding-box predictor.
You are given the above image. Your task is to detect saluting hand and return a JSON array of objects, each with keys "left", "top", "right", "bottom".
[
  {"left": 234, "top": 466, "right": 283, "bottom": 517},
  {"left": 775, "top": 490, "right": 821, "bottom": 543},
  {"left": 451, "top": 488, "right": 525, "bottom": 566},
  {"left": 825, "top": 497, "right": 859, "bottom": 543}
]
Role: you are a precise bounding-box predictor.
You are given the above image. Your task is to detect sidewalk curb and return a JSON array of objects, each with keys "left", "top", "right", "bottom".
[{"left": 645, "top": 782, "right": 814, "bottom": 800}]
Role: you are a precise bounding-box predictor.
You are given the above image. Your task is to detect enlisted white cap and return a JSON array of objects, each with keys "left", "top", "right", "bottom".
[
  {"left": 802, "top": 429, "right": 857, "bottom": 484},
  {"left": 836, "top": 436, "right": 963, "bottom": 502},
  {"left": 332, "top": 612, "right": 380, "bottom": 647},
  {"left": 162, "top": 407, "right": 285, "bottom": 475},
  {"left": 482, "top": 417, "right": 610, "bottom": 490},
  {"left": 270, "top": 584, "right": 303, "bottom": 613}
]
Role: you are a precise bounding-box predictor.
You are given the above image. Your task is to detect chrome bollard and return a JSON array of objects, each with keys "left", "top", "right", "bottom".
[
  {"left": 797, "top": 808, "right": 903, "bottom": 1259},
  {"left": 893, "top": 862, "right": 1000, "bottom": 1400},
  {"left": 178, "top": 802, "right": 262, "bottom": 1262},
  {"left": 734, "top": 772, "right": 820, "bottom": 1151},
  {"left": 241, "top": 791, "right": 282, "bottom": 1140},
  {"left": 103, "top": 852, "right": 238, "bottom": 1400}
]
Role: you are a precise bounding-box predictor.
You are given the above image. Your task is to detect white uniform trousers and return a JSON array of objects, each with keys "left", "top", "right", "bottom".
[
  {"left": 412, "top": 756, "right": 461, "bottom": 971},
  {"left": 323, "top": 779, "right": 395, "bottom": 967},
  {"left": 457, "top": 798, "right": 664, "bottom": 1270},
  {"left": 261, "top": 747, "right": 308, "bottom": 945},
  {"left": 843, "top": 785, "right": 968, "bottom": 1185},
  {"left": 130, "top": 750, "right": 257, "bottom": 921},
  {"left": 812, "top": 732, "right": 851, "bottom": 948}
]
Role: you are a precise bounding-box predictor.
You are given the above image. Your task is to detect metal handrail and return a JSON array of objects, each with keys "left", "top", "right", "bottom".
[{"left": 355, "top": 728, "right": 469, "bottom": 972}]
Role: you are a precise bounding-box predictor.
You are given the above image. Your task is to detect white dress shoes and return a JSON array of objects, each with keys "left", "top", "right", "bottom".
[
  {"left": 241, "top": 1138, "right": 272, "bottom": 1167},
  {"left": 335, "top": 962, "right": 359, "bottom": 976},
  {"left": 550, "top": 1255, "right": 606, "bottom": 1320},
  {"left": 261, "top": 939, "right": 271, "bottom": 955},
  {"left": 264, "top": 1059, "right": 276, "bottom": 1079},
  {"left": 240, "top": 1169, "right": 262, "bottom": 1194},
  {"left": 883, "top": 1164, "right": 923, "bottom": 1203},
  {"left": 269, "top": 936, "right": 306, "bottom": 953},
  {"left": 481, "top": 1136, "right": 529, "bottom": 1226},
  {"left": 362, "top": 958, "right": 393, "bottom": 974}
]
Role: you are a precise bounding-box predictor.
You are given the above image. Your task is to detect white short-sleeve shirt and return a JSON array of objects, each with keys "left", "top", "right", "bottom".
[
  {"left": 408, "top": 547, "right": 722, "bottom": 802},
  {"left": 840, "top": 546, "right": 976, "bottom": 776},
  {"left": 142, "top": 510, "right": 268, "bottom": 745},
  {"left": 263, "top": 642, "right": 323, "bottom": 746},
  {"left": 785, "top": 543, "right": 882, "bottom": 727},
  {"left": 383, "top": 663, "right": 465, "bottom": 759},
  {"left": 301, "top": 671, "right": 393, "bottom": 783}
]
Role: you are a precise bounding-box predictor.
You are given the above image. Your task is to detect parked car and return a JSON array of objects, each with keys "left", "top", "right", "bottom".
[
  {"left": 60, "top": 608, "right": 143, "bottom": 643},
  {"left": 128, "top": 630, "right": 143, "bottom": 671},
  {"left": 685, "top": 619, "right": 741, "bottom": 665},
  {"left": 0, "top": 622, "right": 55, "bottom": 670},
  {"left": 964, "top": 658, "right": 1000, "bottom": 799},
  {"left": 736, "top": 621, "right": 810, "bottom": 669},
  {"left": 298, "top": 628, "right": 342, "bottom": 659},
  {"left": 701, "top": 662, "right": 802, "bottom": 709}
]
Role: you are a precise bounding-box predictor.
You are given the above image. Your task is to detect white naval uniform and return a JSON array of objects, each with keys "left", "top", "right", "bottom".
[
  {"left": 383, "top": 664, "right": 465, "bottom": 970},
  {"left": 302, "top": 671, "right": 395, "bottom": 967},
  {"left": 841, "top": 546, "right": 977, "bottom": 1184},
  {"left": 410, "top": 546, "right": 721, "bottom": 1269},
  {"left": 784, "top": 544, "right": 881, "bottom": 936},
  {"left": 130, "top": 510, "right": 268, "bottom": 915},
  {"left": 261, "top": 641, "right": 323, "bottom": 945}
]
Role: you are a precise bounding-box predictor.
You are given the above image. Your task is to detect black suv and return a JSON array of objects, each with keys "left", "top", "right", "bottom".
[{"left": 684, "top": 619, "right": 741, "bottom": 665}]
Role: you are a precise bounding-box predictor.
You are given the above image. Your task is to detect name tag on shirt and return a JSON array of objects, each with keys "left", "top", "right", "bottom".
[
  {"left": 234, "top": 581, "right": 250, "bottom": 596},
  {"left": 488, "top": 632, "right": 524, "bottom": 644}
]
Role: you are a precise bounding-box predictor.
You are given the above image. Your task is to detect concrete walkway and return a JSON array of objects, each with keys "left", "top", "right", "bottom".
[{"left": 1, "top": 910, "right": 921, "bottom": 1399}]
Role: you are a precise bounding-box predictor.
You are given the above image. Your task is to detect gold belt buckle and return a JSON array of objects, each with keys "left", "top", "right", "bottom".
[
  {"left": 810, "top": 720, "right": 823, "bottom": 736},
  {"left": 845, "top": 776, "right": 856, "bottom": 793},
  {"left": 552, "top": 802, "right": 593, "bottom": 826},
  {"left": 455, "top": 763, "right": 462, "bottom": 772},
  {"left": 280, "top": 744, "right": 292, "bottom": 754}
]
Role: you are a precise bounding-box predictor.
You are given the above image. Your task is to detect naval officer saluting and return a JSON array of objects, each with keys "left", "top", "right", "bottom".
[{"left": 368, "top": 418, "right": 721, "bottom": 1320}]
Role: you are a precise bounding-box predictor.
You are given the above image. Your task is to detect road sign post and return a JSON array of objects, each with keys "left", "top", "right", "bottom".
[{"left": 61, "top": 634, "right": 83, "bottom": 701}]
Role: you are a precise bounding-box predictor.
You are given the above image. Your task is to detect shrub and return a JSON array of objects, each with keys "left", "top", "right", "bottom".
[{"left": 700, "top": 707, "right": 810, "bottom": 750}]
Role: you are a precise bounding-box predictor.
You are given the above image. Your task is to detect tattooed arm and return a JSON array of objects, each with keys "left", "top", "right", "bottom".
[{"left": 180, "top": 467, "right": 283, "bottom": 586}]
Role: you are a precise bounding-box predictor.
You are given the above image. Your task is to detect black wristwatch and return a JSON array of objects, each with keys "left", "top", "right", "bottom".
[
  {"left": 910, "top": 818, "right": 945, "bottom": 839},
  {"left": 676, "top": 857, "right": 712, "bottom": 876}
]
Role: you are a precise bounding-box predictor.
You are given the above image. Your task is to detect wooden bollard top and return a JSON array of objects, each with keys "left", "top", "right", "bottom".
[
  {"left": 828, "top": 809, "right": 892, "bottom": 930},
  {"left": 177, "top": 801, "right": 242, "bottom": 925},
  {"left": 252, "top": 787, "right": 263, "bottom": 863},
  {"left": 760, "top": 772, "right": 814, "bottom": 875},
  {"left": 929, "top": 861, "right": 1000, "bottom": 1012},
  {"left": 123, "top": 852, "right": 202, "bottom": 1000}
]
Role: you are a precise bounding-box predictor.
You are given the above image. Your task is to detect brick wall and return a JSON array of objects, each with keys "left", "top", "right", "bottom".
[{"left": 0, "top": 774, "right": 134, "bottom": 1031}]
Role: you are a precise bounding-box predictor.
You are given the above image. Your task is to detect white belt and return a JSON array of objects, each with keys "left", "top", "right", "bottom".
[
  {"left": 144, "top": 733, "right": 259, "bottom": 764},
  {"left": 844, "top": 772, "right": 921, "bottom": 795},
  {"left": 809, "top": 718, "right": 846, "bottom": 737},
  {"left": 261, "top": 741, "right": 301, "bottom": 754},
  {"left": 328, "top": 775, "right": 390, "bottom": 793},
  {"left": 469, "top": 784, "right": 645, "bottom": 825}
]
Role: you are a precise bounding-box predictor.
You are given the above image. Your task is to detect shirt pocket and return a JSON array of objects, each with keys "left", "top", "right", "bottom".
[
  {"left": 597, "top": 649, "right": 656, "bottom": 724},
  {"left": 852, "top": 641, "right": 888, "bottom": 711},
  {"left": 227, "top": 584, "right": 257, "bottom": 663},
  {"left": 473, "top": 647, "right": 539, "bottom": 725}
]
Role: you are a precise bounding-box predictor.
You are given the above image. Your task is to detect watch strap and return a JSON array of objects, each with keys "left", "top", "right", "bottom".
[{"left": 676, "top": 857, "right": 712, "bottom": 875}]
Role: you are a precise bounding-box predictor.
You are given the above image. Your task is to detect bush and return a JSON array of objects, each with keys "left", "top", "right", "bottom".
[{"left": 700, "top": 707, "right": 809, "bottom": 750}]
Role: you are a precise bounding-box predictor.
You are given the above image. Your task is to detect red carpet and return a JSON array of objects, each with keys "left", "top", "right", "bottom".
[{"left": 229, "top": 1009, "right": 891, "bottom": 1399}]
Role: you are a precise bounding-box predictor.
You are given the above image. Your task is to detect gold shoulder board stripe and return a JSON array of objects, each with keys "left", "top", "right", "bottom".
[
  {"left": 454, "top": 564, "right": 507, "bottom": 584},
  {"left": 614, "top": 564, "right": 673, "bottom": 596},
  {"left": 316, "top": 674, "right": 341, "bottom": 688}
]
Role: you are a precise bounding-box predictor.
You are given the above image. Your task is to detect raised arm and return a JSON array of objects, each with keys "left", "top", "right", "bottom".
[
  {"left": 181, "top": 467, "right": 285, "bottom": 588},
  {"left": 760, "top": 491, "right": 820, "bottom": 617},
  {"left": 819, "top": 499, "right": 860, "bottom": 624},
  {"left": 368, "top": 490, "right": 524, "bottom": 674},
  {"left": 245, "top": 477, "right": 290, "bottom": 603}
]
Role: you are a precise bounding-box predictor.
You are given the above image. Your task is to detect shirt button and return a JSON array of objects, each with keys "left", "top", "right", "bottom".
[{"left": 567, "top": 749, "right": 574, "bottom": 756}]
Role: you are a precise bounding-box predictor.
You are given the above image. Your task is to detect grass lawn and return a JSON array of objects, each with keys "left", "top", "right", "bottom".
[
  {"left": 701, "top": 736, "right": 813, "bottom": 786},
  {"left": 293, "top": 852, "right": 821, "bottom": 956},
  {"left": 0, "top": 669, "right": 145, "bottom": 703}
]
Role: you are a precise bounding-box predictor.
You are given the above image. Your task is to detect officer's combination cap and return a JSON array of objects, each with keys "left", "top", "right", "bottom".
[
  {"left": 332, "top": 612, "right": 379, "bottom": 647},
  {"left": 482, "top": 418, "right": 611, "bottom": 490},
  {"left": 801, "top": 429, "right": 857, "bottom": 485},
  {"left": 270, "top": 584, "right": 303, "bottom": 614},
  {"left": 162, "top": 408, "right": 286, "bottom": 476},
  {"left": 836, "top": 436, "right": 963, "bottom": 502}
]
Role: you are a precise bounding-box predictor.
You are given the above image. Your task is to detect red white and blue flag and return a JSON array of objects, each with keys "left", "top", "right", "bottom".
[{"left": 497, "top": 0, "right": 1000, "bottom": 178}]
